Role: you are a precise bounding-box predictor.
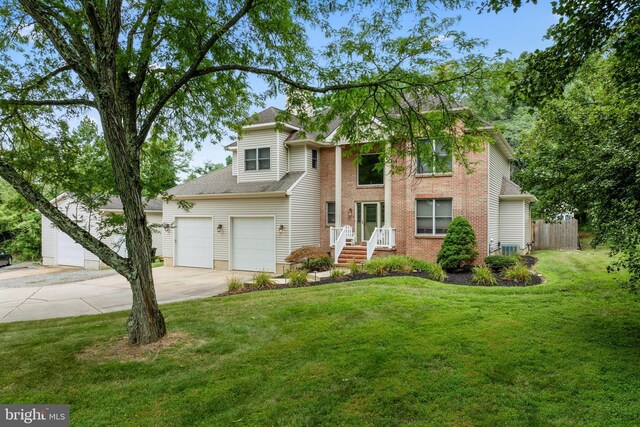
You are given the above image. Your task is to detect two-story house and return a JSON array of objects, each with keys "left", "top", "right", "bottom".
[{"left": 162, "top": 106, "right": 536, "bottom": 273}]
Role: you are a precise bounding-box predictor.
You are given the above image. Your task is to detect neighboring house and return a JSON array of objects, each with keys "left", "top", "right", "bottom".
[
  {"left": 41, "top": 194, "right": 163, "bottom": 269},
  {"left": 163, "top": 105, "right": 536, "bottom": 273}
]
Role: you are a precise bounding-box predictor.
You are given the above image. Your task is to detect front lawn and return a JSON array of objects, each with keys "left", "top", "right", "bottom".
[{"left": 1, "top": 248, "right": 640, "bottom": 425}]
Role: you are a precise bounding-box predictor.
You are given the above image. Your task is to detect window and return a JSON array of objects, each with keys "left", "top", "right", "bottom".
[
  {"left": 357, "top": 153, "right": 384, "bottom": 186},
  {"left": 327, "top": 202, "right": 335, "bottom": 224},
  {"left": 417, "top": 139, "right": 452, "bottom": 174},
  {"left": 311, "top": 149, "right": 318, "bottom": 169},
  {"left": 244, "top": 147, "right": 270, "bottom": 171},
  {"left": 416, "top": 199, "right": 452, "bottom": 235}
]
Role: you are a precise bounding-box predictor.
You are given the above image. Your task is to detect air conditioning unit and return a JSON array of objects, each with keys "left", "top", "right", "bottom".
[{"left": 501, "top": 244, "right": 519, "bottom": 256}]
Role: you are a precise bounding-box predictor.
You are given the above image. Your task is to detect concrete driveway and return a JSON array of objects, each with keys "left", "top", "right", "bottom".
[{"left": 0, "top": 267, "right": 252, "bottom": 323}]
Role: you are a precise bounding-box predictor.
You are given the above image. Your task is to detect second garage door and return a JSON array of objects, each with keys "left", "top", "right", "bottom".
[
  {"left": 232, "top": 217, "right": 275, "bottom": 272},
  {"left": 175, "top": 217, "right": 213, "bottom": 269},
  {"left": 56, "top": 229, "right": 85, "bottom": 267}
]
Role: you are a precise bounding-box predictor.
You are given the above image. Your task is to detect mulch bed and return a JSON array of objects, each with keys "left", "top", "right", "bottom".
[{"left": 220, "top": 256, "right": 543, "bottom": 296}]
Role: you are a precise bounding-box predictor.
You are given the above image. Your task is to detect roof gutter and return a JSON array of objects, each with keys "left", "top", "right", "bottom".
[
  {"left": 170, "top": 191, "right": 289, "bottom": 200},
  {"left": 500, "top": 194, "right": 538, "bottom": 203}
]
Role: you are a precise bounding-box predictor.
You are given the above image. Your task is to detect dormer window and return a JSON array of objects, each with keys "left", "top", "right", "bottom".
[
  {"left": 245, "top": 147, "right": 270, "bottom": 171},
  {"left": 416, "top": 139, "right": 452, "bottom": 174}
]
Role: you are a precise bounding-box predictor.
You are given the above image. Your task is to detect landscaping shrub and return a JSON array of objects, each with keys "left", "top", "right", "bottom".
[
  {"left": 252, "top": 271, "right": 275, "bottom": 287},
  {"left": 484, "top": 255, "right": 519, "bottom": 272},
  {"left": 424, "top": 263, "right": 447, "bottom": 282},
  {"left": 380, "top": 255, "right": 413, "bottom": 273},
  {"left": 472, "top": 266, "right": 498, "bottom": 286},
  {"left": 437, "top": 216, "right": 479, "bottom": 270},
  {"left": 502, "top": 264, "right": 533, "bottom": 284},
  {"left": 363, "top": 257, "right": 387, "bottom": 276},
  {"left": 284, "top": 268, "right": 308, "bottom": 287},
  {"left": 226, "top": 276, "right": 244, "bottom": 292},
  {"left": 302, "top": 256, "right": 333, "bottom": 272},
  {"left": 285, "top": 246, "right": 328, "bottom": 263},
  {"left": 330, "top": 268, "right": 345, "bottom": 278},
  {"left": 411, "top": 258, "right": 433, "bottom": 272},
  {"left": 347, "top": 259, "right": 362, "bottom": 275}
]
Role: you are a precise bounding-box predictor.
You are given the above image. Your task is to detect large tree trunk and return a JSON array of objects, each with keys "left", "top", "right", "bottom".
[{"left": 99, "top": 99, "right": 166, "bottom": 345}]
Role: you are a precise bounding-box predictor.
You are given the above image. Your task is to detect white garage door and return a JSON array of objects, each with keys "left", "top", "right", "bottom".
[
  {"left": 232, "top": 217, "right": 275, "bottom": 272},
  {"left": 56, "top": 229, "right": 85, "bottom": 267},
  {"left": 175, "top": 217, "right": 213, "bottom": 269}
]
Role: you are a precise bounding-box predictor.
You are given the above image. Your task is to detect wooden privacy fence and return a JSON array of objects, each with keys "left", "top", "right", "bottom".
[{"left": 533, "top": 219, "right": 579, "bottom": 250}]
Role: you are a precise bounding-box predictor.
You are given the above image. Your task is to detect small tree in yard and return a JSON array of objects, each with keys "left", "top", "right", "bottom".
[
  {"left": 437, "top": 217, "right": 479, "bottom": 270},
  {"left": 0, "top": 0, "right": 495, "bottom": 344}
]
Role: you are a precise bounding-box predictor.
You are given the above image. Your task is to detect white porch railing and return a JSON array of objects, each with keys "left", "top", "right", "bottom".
[
  {"left": 333, "top": 227, "right": 348, "bottom": 264},
  {"left": 329, "top": 226, "right": 343, "bottom": 247},
  {"left": 366, "top": 227, "right": 396, "bottom": 260}
]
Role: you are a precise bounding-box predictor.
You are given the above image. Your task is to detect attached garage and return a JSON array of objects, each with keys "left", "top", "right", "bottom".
[
  {"left": 174, "top": 217, "right": 213, "bottom": 269},
  {"left": 231, "top": 217, "right": 276, "bottom": 272},
  {"left": 56, "top": 229, "right": 85, "bottom": 267}
]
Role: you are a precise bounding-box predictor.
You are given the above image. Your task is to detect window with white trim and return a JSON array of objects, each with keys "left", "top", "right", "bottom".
[
  {"left": 416, "top": 199, "right": 452, "bottom": 235},
  {"left": 416, "top": 139, "right": 452, "bottom": 174},
  {"left": 244, "top": 147, "right": 270, "bottom": 171},
  {"left": 327, "top": 202, "right": 335, "bottom": 224}
]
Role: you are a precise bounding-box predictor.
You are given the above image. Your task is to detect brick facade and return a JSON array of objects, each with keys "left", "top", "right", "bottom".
[{"left": 319, "top": 146, "right": 489, "bottom": 262}]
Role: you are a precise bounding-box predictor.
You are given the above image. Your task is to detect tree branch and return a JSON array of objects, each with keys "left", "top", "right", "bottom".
[
  {"left": 135, "top": 0, "right": 259, "bottom": 148},
  {"left": 18, "top": 64, "right": 74, "bottom": 93},
  {"left": 0, "top": 98, "right": 96, "bottom": 108},
  {"left": 0, "top": 160, "right": 131, "bottom": 276}
]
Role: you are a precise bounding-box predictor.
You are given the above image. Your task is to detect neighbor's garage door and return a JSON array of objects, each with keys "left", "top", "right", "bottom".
[
  {"left": 174, "top": 217, "right": 213, "bottom": 268},
  {"left": 56, "top": 229, "right": 85, "bottom": 267},
  {"left": 232, "top": 217, "right": 275, "bottom": 272}
]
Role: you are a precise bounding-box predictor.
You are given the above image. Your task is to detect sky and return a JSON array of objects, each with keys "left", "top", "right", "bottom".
[{"left": 191, "top": 0, "right": 557, "bottom": 169}]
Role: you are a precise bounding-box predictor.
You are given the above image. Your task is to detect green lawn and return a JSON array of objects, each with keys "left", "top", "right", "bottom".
[{"left": 2, "top": 248, "right": 640, "bottom": 426}]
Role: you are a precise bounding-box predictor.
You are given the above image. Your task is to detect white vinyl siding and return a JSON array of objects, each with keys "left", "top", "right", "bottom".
[
  {"left": 524, "top": 201, "right": 531, "bottom": 245},
  {"left": 237, "top": 129, "right": 279, "bottom": 182},
  {"left": 232, "top": 151, "right": 238, "bottom": 176},
  {"left": 147, "top": 212, "right": 164, "bottom": 256},
  {"left": 289, "top": 145, "right": 307, "bottom": 172},
  {"left": 41, "top": 215, "right": 55, "bottom": 260},
  {"left": 488, "top": 144, "right": 511, "bottom": 253},
  {"left": 277, "top": 130, "right": 290, "bottom": 179},
  {"left": 499, "top": 200, "right": 524, "bottom": 248},
  {"left": 289, "top": 146, "right": 320, "bottom": 251},
  {"left": 163, "top": 197, "right": 289, "bottom": 263}
]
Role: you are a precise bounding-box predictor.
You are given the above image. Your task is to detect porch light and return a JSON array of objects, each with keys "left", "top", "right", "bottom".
[
  {"left": 278, "top": 224, "right": 285, "bottom": 234},
  {"left": 217, "top": 224, "right": 223, "bottom": 233},
  {"left": 348, "top": 208, "right": 353, "bottom": 219}
]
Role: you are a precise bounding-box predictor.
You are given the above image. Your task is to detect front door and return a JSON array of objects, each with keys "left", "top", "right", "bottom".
[{"left": 356, "top": 202, "right": 385, "bottom": 242}]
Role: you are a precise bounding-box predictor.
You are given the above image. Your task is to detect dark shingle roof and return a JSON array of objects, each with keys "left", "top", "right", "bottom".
[
  {"left": 246, "top": 107, "right": 302, "bottom": 128},
  {"left": 167, "top": 166, "right": 303, "bottom": 197},
  {"left": 500, "top": 177, "right": 534, "bottom": 198},
  {"left": 100, "top": 196, "right": 163, "bottom": 212}
]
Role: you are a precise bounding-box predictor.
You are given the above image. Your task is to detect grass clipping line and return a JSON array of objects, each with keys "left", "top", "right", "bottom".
[{"left": 76, "top": 332, "right": 203, "bottom": 362}]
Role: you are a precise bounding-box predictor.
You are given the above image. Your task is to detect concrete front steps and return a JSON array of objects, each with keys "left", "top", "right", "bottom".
[{"left": 335, "top": 245, "right": 397, "bottom": 267}]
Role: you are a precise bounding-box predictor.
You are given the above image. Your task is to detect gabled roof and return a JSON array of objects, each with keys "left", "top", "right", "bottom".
[
  {"left": 500, "top": 177, "right": 537, "bottom": 202},
  {"left": 166, "top": 166, "right": 304, "bottom": 198},
  {"left": 100, "top": 196, "right": 163, "bottom": 212}
]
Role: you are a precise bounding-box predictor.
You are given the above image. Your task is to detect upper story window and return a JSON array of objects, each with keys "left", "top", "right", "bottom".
[
  {"left": 311, "top": 149, "right": 318, "bottom": 169},
  {"left": 416, "top": 199, "right": 452, "bottom": 235},
  {"left": 245, "top": 147, "right": 270, "bottom": 171},
  {"left": 416, "top": 139, "right": 452, "bottom": 174},
  {"left": 357, "top": 153, "right": 384, "bottom": 186}
]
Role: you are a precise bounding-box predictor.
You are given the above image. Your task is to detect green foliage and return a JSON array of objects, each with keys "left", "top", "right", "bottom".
[
  {"left": 363, "top": 255, "right": 414, "bottom": 276},
  {"left": 286, "top": 246, "right": 329, "bottom": 264},
  {"left": 302, "top": 256, "right": 333, "bottom": 272},
  {"left": 484, "top": 255, "right": 519, "bottom": 273},
  {"left": 0, "top": 180, "right": 41, "bottom": 260},
  {"left": 363, "top": 258, "right": 387, "bottom": 276},
  {"left": 284, "top": 269, "right": 309, "bottom": 287},
  {"left": 330, "top": 269, "right": 345, "bottom": 278},
  {"left": 424, "top": 263, "right": 447, "bottom": 282},
  {"left": 436, "top": 217, "right": 479, "bottom": 270},
  {"left": 347, "top": 259, "right": 362, "bottom": 276},
  {"left": 502, "top": 264, "right": 533, "bottom": 285},
  {"left": 252, "top": 272, "right": 275, "bottom": 288},
  {"left": 516, "top": 55, "right": 640, "bottom": 283},
  {"left": 472, "top": 266, "right": 498, "bottom": 286},
  {"left": 226, "top": 276, "right": 244, "bottom": 292},
  {"left": 185, "top": 161, "right": 226, "bottom": 181}
]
